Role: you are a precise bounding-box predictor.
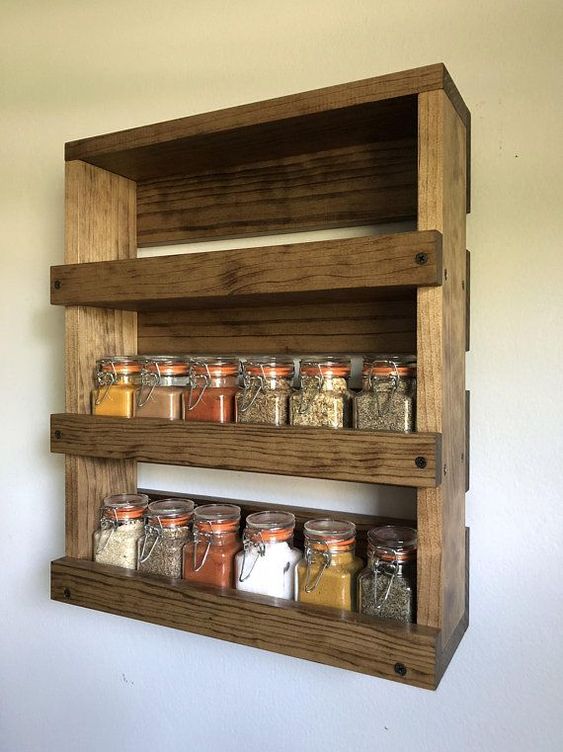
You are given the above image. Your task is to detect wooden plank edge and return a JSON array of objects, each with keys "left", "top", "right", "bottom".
[
  {"left": 51, "top": 557, "right": 440, "bottom": 689},
  {"left": 440, "top": 64, "right": 471, "bottom": 212}
]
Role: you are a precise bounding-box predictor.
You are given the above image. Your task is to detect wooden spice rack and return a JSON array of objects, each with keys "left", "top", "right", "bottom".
[{"left": 50, "top": 62, "right": 470, "bottom": 690}]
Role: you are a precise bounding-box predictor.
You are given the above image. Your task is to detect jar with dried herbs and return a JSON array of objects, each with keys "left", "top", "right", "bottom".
[
  {"left": 136, "top": 356, "right": 190, "bottom": 420},
  {"left": 357, "top": 525, "right": 417, "bottom": 623},
  {"left": 290, "top": 357, "right": 352, "bottom": 429},
  {"left": 91, "top": 356, "right": 141, "bottom": 417},
  {"left": 235, "top": 511, "right": 302, "bottom": 599},
  {"left": 183, "top": 504, "right": 242, "bottom": 588},
  {"left": 354, "top": 356, "right": 416, "bottom": 432},
  {"left": 236, "top": 357, "right": 294, "bottom": 426},
  {"left": 93, "top": 493, "right": 149, "bottom": 570},
  {"left": 183, "top": 358, "right": 239, "bottom": 423},
  {"left": 295, "top": 519, "right": 363, "bottom": 611},
  {"left": 137, "top": 498, "right": 195, "bottom": 579}
]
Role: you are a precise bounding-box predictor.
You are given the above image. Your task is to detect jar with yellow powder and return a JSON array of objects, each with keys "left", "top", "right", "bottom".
[
  {"left": 92, "top": 356, "right": 141, "bottom": 417},
  {"left": 295, "top": 519, "right": 363, "bottom": 611}
]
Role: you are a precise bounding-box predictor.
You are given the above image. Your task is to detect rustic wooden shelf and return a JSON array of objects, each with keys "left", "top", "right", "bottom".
[
  {"left": 51, "top": 414, "right": 442, "bottom": 488},
  {"left": 51, "top": 230, "right": 442, "bottom": 311}
]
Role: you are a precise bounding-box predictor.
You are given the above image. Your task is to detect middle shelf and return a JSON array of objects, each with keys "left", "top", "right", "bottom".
[{"left": 51, "top": 414, "right": 442, "bottom": 487}]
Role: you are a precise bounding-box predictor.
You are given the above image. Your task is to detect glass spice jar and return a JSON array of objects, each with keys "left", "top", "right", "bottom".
[
  {"left": 183, "top": 504, "right": 242, "bottom": 588},
  {"left": 235, "top": 511, "right": 302, "bottom": 599},
  {"left": 183, "top": 358, "right": 239, "bottom": 423},
  {"left": 93, "top": 493, "right": 149, "bottom": 570},
  {"left": 295, "top": 519, "right": 363, "bottom": 611},
  {"left": 137, "top": 498, "right": 195, "bottom": 579},
  {"left": 91, "top": 356, "right": 141, "bottom": 417},
  {"left": 136, "top": 356, "right": 190, "bottom": 420},
  {"left": 290, "top": 357, "right": 352, "bottom": 429},
  {"left": 236, "top": 357, "right": 294, "bottom": 426},
  {"left": 354, "top": 356, "right": 416, "bottom": 432},
  {"left": 357, "top": 526, "right": 417, "bottom": 623}
]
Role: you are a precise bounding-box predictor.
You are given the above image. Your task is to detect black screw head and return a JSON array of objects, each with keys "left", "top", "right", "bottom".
[
  {"left": 54, "top": 430, "right": 62, "bottom": 440},
  {"left": 415, "top": 252, "right": 428, "bottom": 265},
  {"left": 415, "top": 456, "right": 427, "bottom": 469},
  {"left": 394, "top": 662, "right": 407, "bottom": 677},
  {"left": 63, "top": 588, "right": 71, "bottom": 600},
  {"left": 54, "top": 280, "right": 62, "bottom": 289}
]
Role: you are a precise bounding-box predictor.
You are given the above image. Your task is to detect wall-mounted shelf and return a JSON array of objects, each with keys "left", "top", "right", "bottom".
[{"left": 52, "top": 62, "right": 470, "bottom": 689}]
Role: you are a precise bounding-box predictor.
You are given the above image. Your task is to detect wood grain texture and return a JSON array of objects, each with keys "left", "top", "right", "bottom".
[
  {"left": 64, "top": 161, "right": 138, "bottom": 558},
  {"left": 138, "top": 298, "right": 417, "bottom": 356},
  {"left": 51, "top": 414, "right": 442, "bottom": 488},
  {"left": 466, "top": 249, "right": 471, "bottom": 351},
  {"left": 52, "top": 230, "right": 441, "bottom": 310},
  {"left": 416, "top": 91, "right": 467, "bottom": 640},
  {"left": 136, "top": 139, "right": 417, "bottom": 245},
  {"left": 51, "top": 557, "right": 440, "bottom": 689}
]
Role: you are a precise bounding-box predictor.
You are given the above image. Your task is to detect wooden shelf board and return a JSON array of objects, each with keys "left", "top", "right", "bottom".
[
  {"left": 51, "top": 557, "right": 441, "bottom": 689},
  {"left": 51, "top": 414, "right": 442, "bottom": 488},
  {"left": 51, "top": 230, "right": 442, "bottom": 311}
]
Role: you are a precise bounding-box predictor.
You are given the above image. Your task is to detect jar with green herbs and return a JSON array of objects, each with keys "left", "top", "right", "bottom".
[
  {"left": 295, "top": 519, "right": 363, "bottom": 611},
  {"left": 357, "top": 525, "right": 417, "bottom": 623},
  {"left": 353, "top": 356, "right": 416, "bottom": 432},
  {"left": 236, "top": 357, "right": 294, "bottom": 425},
  {"left": 137, "top": 498, "right": 195, "bottom": 579},
  {"left": 93, "top": 493, "right": 149, "bottom": 570},
  {"left": 290, "top": 357, "right": 352, "bottom": 429}
]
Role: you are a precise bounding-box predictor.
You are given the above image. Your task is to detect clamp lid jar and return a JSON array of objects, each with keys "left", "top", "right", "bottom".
[
  {"left": 137, "top": 498, "right": 195, "bottom": 579},
  {"left": 136, "top": 356, "right": 190, "bottom": 420},
  {"left": 93, "top": 493, "right": 149, "bottom": 569},
  {"left": 354, "top": 355, "right": 416, "bottom": 432},
  {"left": 182, "top": 503, "right": 242, "bottom": 587},
  {"left": 92, "top": 356, "right": 141, "bottom": 417},
  {"left": 183, "top": 357, "right": 240, "bottom": 423},
  {"left": 236, "top": 357, "right": 294, "bottom": 426},
  {"left": 290, "top": 357, "right": 352, "bottom": 429}
]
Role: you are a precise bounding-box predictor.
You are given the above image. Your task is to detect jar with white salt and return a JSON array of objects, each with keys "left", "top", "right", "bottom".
[
  {"left": 93, "top": 493, "right": 149, "bottom": 570},
  {"left": 235, "top": 511, "right": 302, "bottom": 599}
]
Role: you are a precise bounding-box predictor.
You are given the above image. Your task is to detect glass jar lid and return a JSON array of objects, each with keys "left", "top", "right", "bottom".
[
  {"left": 101, "top": 493, "right": 149, "bottom": 521},
  {"left": 146, "top": 498, "right": 195, "bottom": 527},
  {"left": 362, "top": 355, "right": 416, "bottom": 378},
  {"left": 190, "top": 357, "right": 240, "bottom": 378},
  {"left": 245, "top": 511, "right": 295, "bottom": 542},
  {"left": 368, "top": 525, "right": 417, "bottom": 562},
  {"left": 96, "top": 356, "right": 142, "bottom": 376},
  {"left": 304, "top": 518, "right": 356, "bottom": 549},
  {"left": 300, "top": 357, "right": 351, "bottom": 378},
  {"left": 141, "top": 356, "right": 190, "bottom": 377},
  {"left": 243, "top": 357, "right": 294, "bottom": 379},
  {"left": 194, "top": 503, "right": 241, "bottom": 533}
]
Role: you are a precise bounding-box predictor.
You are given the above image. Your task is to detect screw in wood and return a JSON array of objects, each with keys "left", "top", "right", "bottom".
[
  {"left": 415, "top": 252, "right": 428, "bottom": 265},
  {"left": 63, "top": 588, "right": 71, "bottom": 600},
  {"left": 443, "top": 464, "right": 448, "bottom": 476},
  {"left": 54, "top": 430, "right": 62, "bottom": 440},
  {"left": 394, "top": 662, "right": 407, "bottom": 677},
  {"left": 444, "top": 268, "right": 448, "bottom": 280},
  {"left": 54, "top": 280, "right": 62, "bottom": 289},
  {"left": 415, "top": 456, "right": 427, "bottom": 469}
]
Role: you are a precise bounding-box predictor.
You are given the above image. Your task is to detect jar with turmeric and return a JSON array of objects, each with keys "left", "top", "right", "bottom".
[
  {"left": 183, "top": 504, "right": 242, "bottom": 588},
  {"left": 136, "top": 356, "right": 190, "bottom": 420},
  {"left": 137, "top": 498, "right": 195, "bottom": 579},
  {"left": 92, "top": 356, "right": 141, "bottom": 417},
  {"left": 93, "top": 493, "right": 149, "bottom": 570},
  {"left": 183, "top": 358, "right": 240, "bottom": 423},
  {"left": 295, "top": 519, "right": 363, "bottom": 611}
]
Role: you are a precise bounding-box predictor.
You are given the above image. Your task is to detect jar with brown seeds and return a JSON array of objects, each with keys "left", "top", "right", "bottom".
[
  {"left": 137, "top": 498, "right": 195, "bottom": 579},
  {"left": 353, "top": 356, "right": 416, "bottom": 432},
  {"left": 236, "top": 357, "right": 294, "bottom": 425},
  {"left": 357, "top": 525, "right": 417, "bottom": 623},
  {"left": 290, "top": 357, "right": 352, "bottom": 429}
]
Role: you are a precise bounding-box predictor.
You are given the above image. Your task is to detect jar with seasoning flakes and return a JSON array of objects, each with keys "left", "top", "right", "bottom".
[
  {"left": 353, "top": 356, "right": 416, "bottom": 432},
  {"left": 290, "top": 357, "right": 352, "bottom": 429},
  {"left": 91, "top": 356, "right": 141, "bottom": 417},
  {"left": 236, "top": 357, "right": 294, "bottom": 426},
  {"left": 357, "top": 526, "right": 417, "bottom": 623},
  {"left": 183, "top": 358, "right": 239, "bottom": 423},
  {"left": 136, "top": 356, "right": 190, "bottom": 420},
  {"left": 93, "top": 493, "right": 149, "bottom": 570},
  {"left": 183, "top": 504, "right": 242, "bottom": 588},
  {"left": 235, "top": 511, "right": 302, "bottom": 599},
  {"left": 137, "top": 498, "right": 195, "bottom": 579},
  {"left": 295, "top": 519, "right": 363, "bottom": 611}
]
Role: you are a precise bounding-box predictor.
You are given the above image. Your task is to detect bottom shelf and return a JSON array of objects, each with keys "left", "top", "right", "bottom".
[{"left": 51, "top": 541, "right": 468, "bottom": 690}]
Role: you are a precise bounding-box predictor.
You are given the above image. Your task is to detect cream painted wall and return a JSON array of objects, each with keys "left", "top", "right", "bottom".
[{"left": 1, "top": 1, "right": 562, "bottom": 750}]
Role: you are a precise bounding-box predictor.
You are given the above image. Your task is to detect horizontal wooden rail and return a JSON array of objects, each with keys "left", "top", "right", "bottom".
[
  {"left": 51, "top": 414, "right": 442, "bottom": 488},
  {"left": 51, "top": 231, "right": 442, "bottom": 310}
]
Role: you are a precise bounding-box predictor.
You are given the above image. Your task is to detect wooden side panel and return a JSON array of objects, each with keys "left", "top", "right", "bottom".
[
  {"left": 466, "top": 249, "right": 471, "bottom": 351},
  {"left": 51, "top": 557, "right": 440, "bottom": 689},
  {"left": 416, "top": 91, "right": 467, "bottom": 641},
  {"left": 65, "top": 161, "right": 138, "bottom": 559},
  {"left": 136, "top": 140, "right": 417, "bottom": 245},
  {"left": 51, "top": 414, "right": 441, "bottom": 488},
  {"left": 138, "top": 298, "right": 416, "bottom": 356}
]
